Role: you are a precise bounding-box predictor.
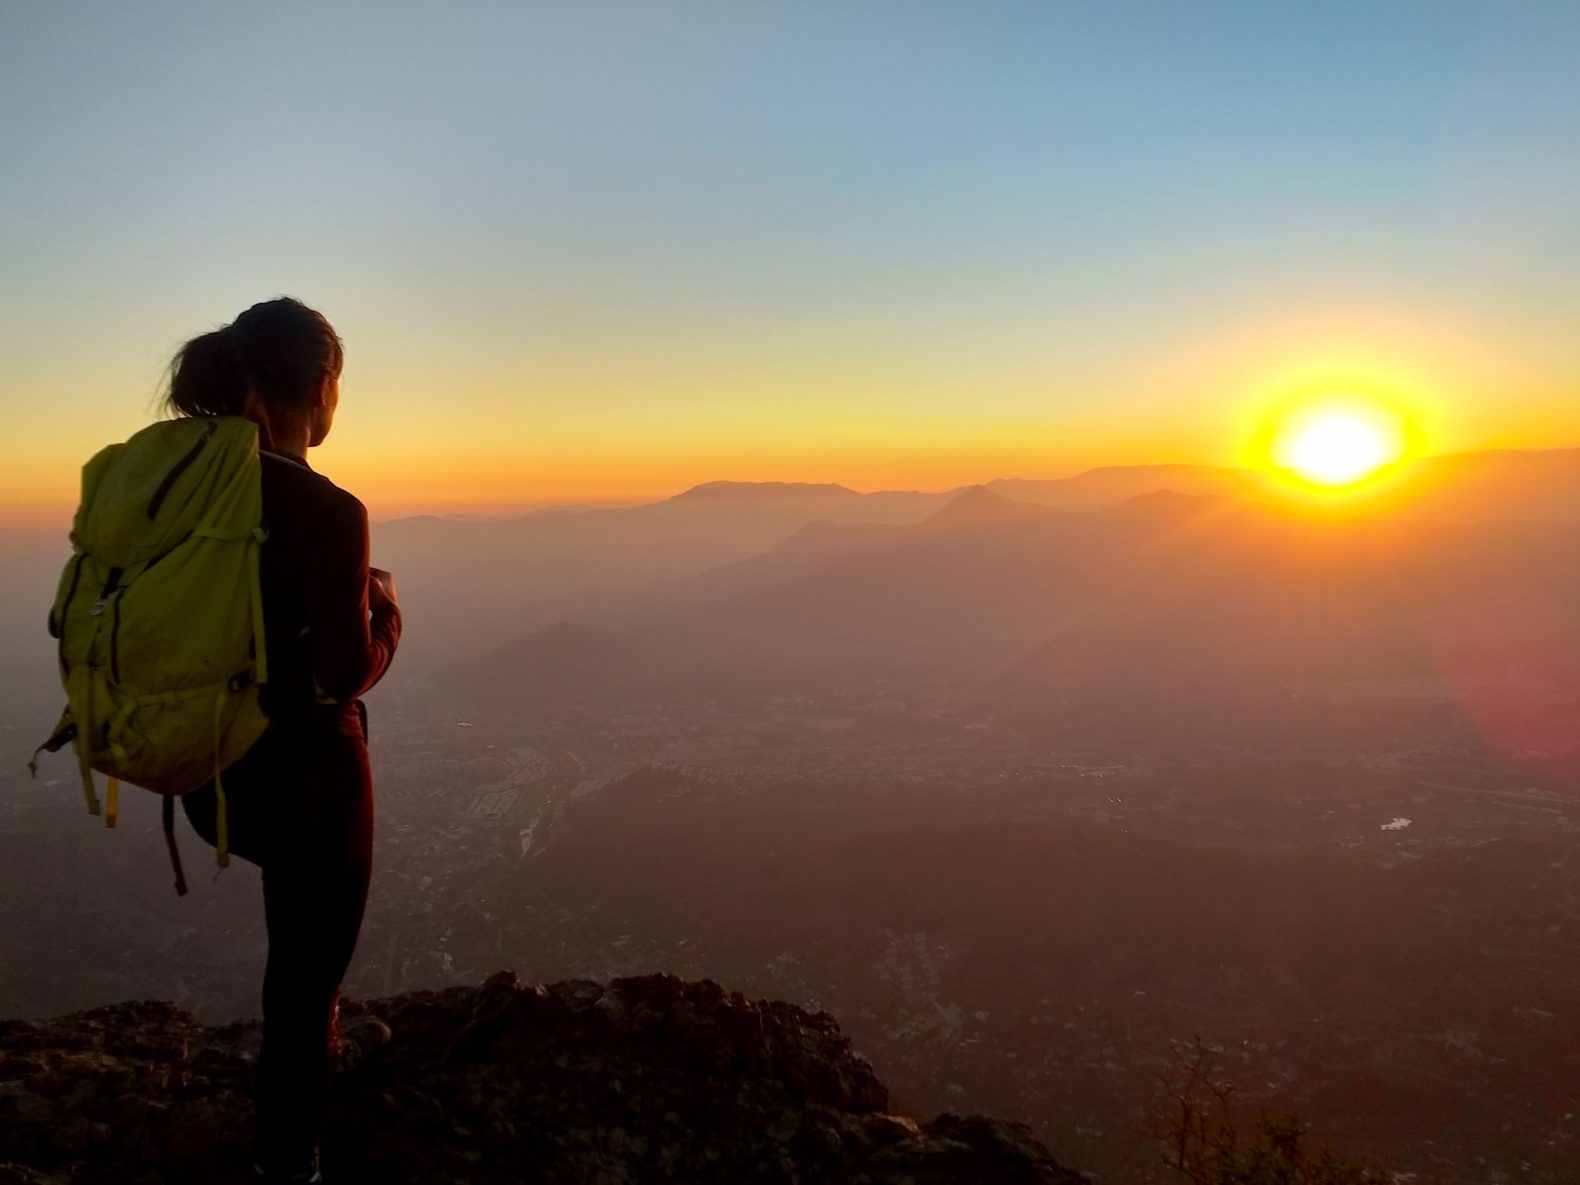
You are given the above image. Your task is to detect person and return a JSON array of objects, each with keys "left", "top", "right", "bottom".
[{"left": 166, "top": 297, "right": 402, "bottom": 1185}]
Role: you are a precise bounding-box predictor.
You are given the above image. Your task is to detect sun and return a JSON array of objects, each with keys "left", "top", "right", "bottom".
[{"left": 1269, "top": 399, "right": 1408, "bottom": 488}]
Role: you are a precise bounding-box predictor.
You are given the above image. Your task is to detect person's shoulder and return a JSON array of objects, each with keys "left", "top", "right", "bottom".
[
  {"left": 260, "top": 453, "right": 367, "bottom": 522},
  {"left": 314, "top": 470, "right": 367, "bottom": 518}
]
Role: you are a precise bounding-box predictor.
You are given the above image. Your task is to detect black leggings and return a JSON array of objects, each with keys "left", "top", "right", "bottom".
[{"left": 182, "top": 715, "right": 373, "bottom": 1173}]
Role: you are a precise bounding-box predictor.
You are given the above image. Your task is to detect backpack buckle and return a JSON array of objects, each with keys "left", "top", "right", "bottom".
[{"left": 90, "top": 598, "right": 108, "bottom": 617}]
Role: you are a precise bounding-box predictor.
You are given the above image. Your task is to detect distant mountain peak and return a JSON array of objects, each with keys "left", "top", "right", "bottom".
[
  {"left": 670, "top": 481, "right": 860, "bottom": 501},
  {"left": 982, "top": 466, "right": 1260, "bottom": 512},
  {"left": 921, "top": 485, "right": 1052, "bottom": 529}
]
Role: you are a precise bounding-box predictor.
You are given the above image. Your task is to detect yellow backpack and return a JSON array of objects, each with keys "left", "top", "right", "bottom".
[{"left": 32, "top": 415, "right": 269, "bottom": 892}]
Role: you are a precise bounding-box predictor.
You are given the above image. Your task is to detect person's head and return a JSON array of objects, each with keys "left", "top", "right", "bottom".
[{"left": 164, "top": 297, "right": 344, "bottom": 452}]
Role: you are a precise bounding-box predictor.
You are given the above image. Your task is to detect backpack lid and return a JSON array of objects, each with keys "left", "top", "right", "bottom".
[{"left": 73, "top": 416, "right": 261, "bottom": 569}]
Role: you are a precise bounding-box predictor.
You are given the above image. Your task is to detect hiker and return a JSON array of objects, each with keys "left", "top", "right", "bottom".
[{"left": 168, "top": 298, "right": 402, "bottom": 1184}]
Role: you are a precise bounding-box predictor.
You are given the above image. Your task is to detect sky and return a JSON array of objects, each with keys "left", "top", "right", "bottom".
[{"left": 2, "top": 1, "right": 1579, "bottom": 524}]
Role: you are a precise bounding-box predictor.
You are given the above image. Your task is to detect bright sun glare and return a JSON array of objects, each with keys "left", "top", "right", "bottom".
[{"left": 1270, "top": 401, "right": 1408, "bottom": 487}]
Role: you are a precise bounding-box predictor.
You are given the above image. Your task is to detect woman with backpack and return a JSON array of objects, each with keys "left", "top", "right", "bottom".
[{"left": 167, "top": 297, "right": 403, "bottom": 1185}]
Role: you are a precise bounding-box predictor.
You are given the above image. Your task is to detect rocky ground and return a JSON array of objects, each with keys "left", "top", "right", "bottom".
[{"left": 0, "top": 971, "right": 1085, "bottom": 1184}]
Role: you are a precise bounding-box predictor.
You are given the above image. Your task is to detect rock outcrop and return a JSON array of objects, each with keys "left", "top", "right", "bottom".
[{"left": 0, "top": 971, "right": 1085, "bottom": 1184}]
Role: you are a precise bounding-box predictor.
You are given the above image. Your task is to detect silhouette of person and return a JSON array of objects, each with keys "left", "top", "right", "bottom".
[{"left": 169, "top": 297, "right": 401, "bottom": 1184}]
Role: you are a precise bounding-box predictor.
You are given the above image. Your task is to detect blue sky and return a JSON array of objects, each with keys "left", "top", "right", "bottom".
[{"left": 3, "top": 2, "right": 1578, "bottom": 518}]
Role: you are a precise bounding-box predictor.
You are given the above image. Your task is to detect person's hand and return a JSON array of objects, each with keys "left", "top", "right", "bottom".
[{"left": 368, "top": 567, "right": 399, "bottom": 612}]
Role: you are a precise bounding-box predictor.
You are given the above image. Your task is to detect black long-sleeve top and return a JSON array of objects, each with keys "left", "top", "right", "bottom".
[{"left": 257, "top": 450, "right": 401, "bottom": 727}]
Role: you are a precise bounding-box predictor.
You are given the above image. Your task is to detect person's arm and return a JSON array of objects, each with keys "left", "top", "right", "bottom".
[
  {"left": 308, "top": 492, "right": 401, "bottom": 703},
  {"left": 366, "top": 565, "right": 401, "bottom": 689}
]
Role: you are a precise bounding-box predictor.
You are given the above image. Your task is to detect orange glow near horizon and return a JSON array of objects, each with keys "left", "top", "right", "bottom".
[
  {"left": 3, "top": 435, "right": 1206, "bottom": 530},
  {"left": 332, "top": 439, "right": 1152, "bottom": 520},
  {"left": 3, "top": 363, "right": 1576, "bottom": 531},
  {"left": 11, "top": 293, "right": 1580, "bottom": 532}
]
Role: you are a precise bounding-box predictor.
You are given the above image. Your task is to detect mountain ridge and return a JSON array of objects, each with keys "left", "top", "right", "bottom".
[
  {"left": 668, "top": 480, "right": 864, "bottom": 501},
  {"left": 919, "top": 485, "right": 1059, "bottom": 531}
]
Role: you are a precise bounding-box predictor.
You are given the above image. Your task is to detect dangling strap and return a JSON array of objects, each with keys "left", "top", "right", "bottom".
[
  {"left": 105, "top": 776, "right": 119, "bottom": 828},
  {"left": 68, "top": 665, "right": 100, "bottom": 817},
  {"left": 28, "top": 717, "right": 76, "bottom": 779},
  {"left": 77, "top": 760, "right": 98, "bottom": 817},
  {"left": 162, "top": 795, "right": 189, "bottom": 897},
  {"left": 212, "top": 689, "right": 230, "bottom": 869}
]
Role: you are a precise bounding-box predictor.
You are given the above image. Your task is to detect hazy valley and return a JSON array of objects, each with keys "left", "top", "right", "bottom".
[{"left": 8, "top": 452, "right": 1580, "bottom": 1182}]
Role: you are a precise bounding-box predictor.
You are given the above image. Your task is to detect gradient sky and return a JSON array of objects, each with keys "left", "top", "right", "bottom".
[{"left": 3, "top": 1, "right": 1579, "bottom": 524}]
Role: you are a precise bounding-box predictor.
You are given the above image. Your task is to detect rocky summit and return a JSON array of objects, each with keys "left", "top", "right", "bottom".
[{"left": 0, "top": 972, "right": 1085, "bottom": 1185}]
